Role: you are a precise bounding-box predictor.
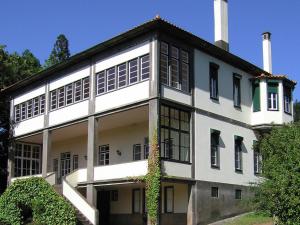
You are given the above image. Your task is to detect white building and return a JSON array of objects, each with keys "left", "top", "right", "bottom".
[{"left": 2, "top": 1, "right": 296, "bottom": 224}]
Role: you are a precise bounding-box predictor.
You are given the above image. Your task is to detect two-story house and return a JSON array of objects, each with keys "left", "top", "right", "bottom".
[{"left": 2, "top": 0, "right": 296, "bottom": 225}]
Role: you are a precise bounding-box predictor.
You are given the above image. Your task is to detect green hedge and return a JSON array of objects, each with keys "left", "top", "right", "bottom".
[{"left": 0, "top": 177, "right": 76, "bottom": 225}]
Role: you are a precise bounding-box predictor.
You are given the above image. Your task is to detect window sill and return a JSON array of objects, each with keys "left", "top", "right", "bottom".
[
  {"left": 50, "top": 98, "right": 89, "bottom": 113},
  {"left": 210, "top": 97, "right": 219, "bottom": 102},
  {"left": 161, "top": 158, "right": 191, "bottom": 165},
  {"left": 16, "top": 113, "right": 45, "bottom": 124},
  {"left": 284, "top": 111, "right": 292, "bottom": 116},
  {"left": 211, "top": 165, "right": 220, "bottom": 170},
  {"left": 267, "top": 109, "right": 279, "bottom": 112},
  {"left": 234, "top": 105, "right": 242, "bottom": 110},
  {"left": 235, "top": 169, "right": 243, "bottom": 174},
  {"left": 161, "top": 84, "right": 191, "bottom": 96}
]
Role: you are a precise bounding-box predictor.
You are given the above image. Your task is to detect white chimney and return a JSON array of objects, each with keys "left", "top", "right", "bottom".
[
  {"left": 214, "top": 0, "right": 229, "bottom": 51},
  {"left": 262, "top": 32, "right": 272, "bottom": 73}
]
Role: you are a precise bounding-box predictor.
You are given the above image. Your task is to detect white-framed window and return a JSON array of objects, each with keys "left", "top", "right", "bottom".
[
  {"left": 132, "top": 189, "right": 141, "bottom": 214},
  {"left": 33, "top": 97, "right": 39, "bottom": 116},
  {"left": 58, "top": 87, "right": 65, "bottom": 108},
  {"left": 40, "top": 95, "right": 45, "bottom": 114},
  {"left": 234, "top": 136, "right": 243, "bottom": 171},
  {"left": 96, "top": 71, "right": 106, "bottom": 94},
  {"left": 98, "top": 145, "right": 109, "bottom": 166},
  {"left": 129, "top": 58, "right": 138, "bottom": 84},
  {"left": 50, "top": 90, "right": 57, "bottom": 110},
  {"left": 267, "top": 83, "right": 279, "bottom": 110},
  {"left": 107, "top": 67, "right": 116, "bottom": 91},
  {"left": 211, "top": 130, "right": 220, "bottom": 168},
  {"left": 164, "top": 186, "right": 174, "bottom": 213},
  {"left": 83, "top": 77, "right": 90, "bottom": 99},
  {"left": 15, "top": 105, "right": 21, "bottom": 122},
  {"left": 140, "top": 55, "right": 150, "bottom": 80},
  {"left": 66, "top": 83, "right": 73, "bottom": 105},
  {"left": 27, "top": 100, "right": 33, "bottom": 118},
  {"left": 171, "top": 46, "right": 179, "bottom": 89},
  {"left": 74, "top": 80, "right": 82, "bottom": 102},
  {"left": 118, "top": 63, "right": 127, "bottom": 88},
  {"left": 21, "top": 103, "right": 27, "bottom": 120},
  {"left": 133, "top": 144, "right": 141, "bottom": 161}
]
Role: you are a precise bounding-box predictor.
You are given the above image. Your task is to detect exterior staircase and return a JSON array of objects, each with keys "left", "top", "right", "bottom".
[{"left": 53, "top": 185, "right": 93, "bottom": 225}]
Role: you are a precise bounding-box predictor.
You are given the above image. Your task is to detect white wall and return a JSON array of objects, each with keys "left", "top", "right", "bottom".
[
  {"left": 14, "top": 115, "right": 44, "bottom": 137},
  {"left": 161, "top": 161, "right": 191, "bottom": 178},
  {"left": 195, "top": 113, "right": 260, "bottom": 186},
  {"left": 161, "top": 86, "right": 192, "bottom": 106},
  {"left": 14, "top": 85, "right": 45, "bottom": 105}
]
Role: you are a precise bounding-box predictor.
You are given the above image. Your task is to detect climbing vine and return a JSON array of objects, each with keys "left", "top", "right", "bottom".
[{"left": 145, "top": 129, "right": 161, "bottom": 225}]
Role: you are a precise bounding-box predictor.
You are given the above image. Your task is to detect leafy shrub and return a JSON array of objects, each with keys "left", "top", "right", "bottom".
[{"left": 0, "top": 177, "right": 76, "bottom": 225}]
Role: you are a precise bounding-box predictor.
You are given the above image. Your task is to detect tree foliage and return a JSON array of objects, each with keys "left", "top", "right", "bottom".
[
  {"left": 294, "top": 100, "right": 300, "bottom": 122},
  {"left": 0, "top": 177, "right": 76, "bottom": 225},
  {"left": 253, "top": 123, "right": 300, "bottom": 225},
  {"left": 44, "top": 34, "right": 70, "bottom": 68}
]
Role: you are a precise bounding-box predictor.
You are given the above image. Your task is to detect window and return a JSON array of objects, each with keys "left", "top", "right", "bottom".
[
  {"left": 33, "top": 97, "right": 39, "bottom": 116},
  {"left": 83, "top": 77, "right": 90, "bottom": 99},
  {"left": 160, "top": 105, "right": 190, "bottom": 162},
  {"left": 58, "top": 87, "right": 65, "bottom": 108},
  {"left": 107, "top": 67, "right": 116, "bottom": 91},
  {"left": 111, "top": 190, "right": 118, "bottom": 201},
  {"left": 133, "top": 144, "right": 141, "bottom": 161},
  {"left": 253, "top": 141, "right": 262, "bottom": 174},
  {"left": 164, "top": 186, "right": 174, "bottom": 213},
  {"left": 141, "top": 55, "right": 150, "bottom": 80},
  {"left": 50, "top": 90, "right": 57, "bottom": 110},
  {"left": 181, "top": 50, "right": 189, "bottom": 92},
  {"left": 252, "top": 81, "right": 261, "bottom": 112},
  {"left": 211, "top": 130, "right": 220, "bottom": 168},
  {"left": 132, "top": 189, "right": 141, "bottom": 213},
  {"left": 27, "top": 100, "right": 33, "bottom": 118},
  {"left": 235, "top": 189, "right": 242, "bottom": 200},
  {"left": 170, "top": 46, "right": 179, "bottom": 89},
  {"left": 160, "top": 42, "right": 169, "bottom": 85},
  {"left": 40, "top": 95, "right": 45, "bottom": 114},
  {"left": 267, "top": 82, "right": 278, "bottom": 110},
  {"left": 98, "top": 145, "right": 109, "bottom": 165},
  {"left": 15, "top": 105, "right": 20, "bottom": 122},
  {"left": 211, "top": 187, "right": 219, "bottom": 198},
  {"left": 234, "top": 136, "right": 243, "bottom": 171},
  {"left": 66, "top": 84, "right": 73, "bottom": 105},
  {"left": 73, "top": 155, "right": 79, "bottom": 170},
  {"left": 129, "top": 59, "right": 138, "bottom": 84},
  {"left": 21, "top": 103, "right": 26, "bottom": 120},
  {"left": 233, "top": 75, "right": 241, "bottom": 107},
  {"left": 96, "top": 71, "right": 106, "bottom": 94},
  {"left": 284, "top": 86, "right": 292, "bottom": 114},
  {"left": 144, "top": 137, "right": 149, "bottom": 159},
  {"left": 74, "top": 80, "right": 82, "bottom": 102},
  {"left": 210, "top": 63, "right": 219, "bottom": 100},
  {"left": 118, "top": 63, "right": 127, "bottom": 88},
  {"left": 14, "top": 143, "right": 41, "bottom": 177}
]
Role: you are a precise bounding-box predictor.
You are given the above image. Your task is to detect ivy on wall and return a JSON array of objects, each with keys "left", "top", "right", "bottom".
[{"left": 0, "top": 177, "right": 76, "bottom": 225}]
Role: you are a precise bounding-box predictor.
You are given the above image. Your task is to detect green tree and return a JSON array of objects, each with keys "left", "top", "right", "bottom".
[
  {"left": 294, "top": 100, "right": 300, "bottom": 122},
  {"left": 253, "top": 123, "right": 300, "bottom": 225},
  {"left": 44, "top": 34, "right": 70, "bottom": 68}
]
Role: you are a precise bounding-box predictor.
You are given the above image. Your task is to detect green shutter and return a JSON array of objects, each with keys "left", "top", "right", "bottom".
[
  {"left": 267, "top": 83, "right": 278, "bottom": 94},
  {"left": 252, "top": 82, "right": 261, "bottom": 112}
]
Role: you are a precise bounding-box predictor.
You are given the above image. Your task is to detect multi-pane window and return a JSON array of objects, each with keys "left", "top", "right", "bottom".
[
  {"left": 284, "top": 86, "right": 292, "bottom": 114},
  {"left": 267, "top": 82, "right": 278, "bottom": 110},
  {"left": 33, "top": 97, "right": 39, "bottom": 116},
  {"left": 160, "top": 105, "right": 190, "bottom": 162},
  {"left": 211, "top": 130, "right": 220, "bottom": 168},
  {"left": 96, "top": 71, "right": 106, "bottom": 94},
  {"left": 233, "top": 75, "right": 241, "bottom": 107},
  {"left": 211, "top": 187, "right": 219, "bottom": 198},
  {"left": 58, "top": 87, "right": 65, "bottom": 108},
  {"left": 83, "top": 77, "right": 90, "bottom": 99},
  {"left": 144, "top": 137, "right": 149, "bottom": 159},
  {"left": 140, "top": 55, "right": 150, "bottom": 80},
  {"left": 133, "top": 144, "right": 141, "bottom": 161},
  {"left": 15, "top": 105, "right": 20, "bottom": 122},
  {"left": 74, "top": 80, "right": 82, "bottom": 102},
  {"left": 160, "top": 42, "right": 190, "bottom": 92},
  {"left": 27, "top": 100, "right": 33, "bottom": 118},
  {"left": 118, "top": 63, "right": 127, "bottom": 88},
  {"left": 40, "top": 95, "right": 45, "bottom": 114},
  {"left": 98, "top": 145, "right": 109, "bottom": 166},
  {"left": 14, "top": 143, "right": 41, "bottom": 177},
  {"left": 73, "top": 155, "right": 79, "bottom": 170},
  {"left": 210, "top": 63, "right": 219, "bottom": 100},
  {"left": 66, "top": 84, "right": 73, "bottom": 105},
  {"left": 235, "top": 189, "right": 242, "bottom": 200},
  {"left": 253, "top": 141, "right": 262, "bottom": 175},
  {"left": 164, "top": 186, "right": 174, "bottom": 213},
  {"left": 129, "top": 59, "right": 138, "bottom": 84},
  {"left": 21, "top": 103, "right": 26, "bottom": 120},
  {"left": 60, "top": 152, "right": 71, "bottom": 177},
  {"left": 50, "top": 90, "right": 57, "bottom": 110},
  {"left": 132, "top": 189, "right": 141, "bottom": 213},
  {"left": 234, "top": 136, "right": 243, "bottom": 171},
  {"left": 107, "top": 67, "right": 116, "bottom": 91}
]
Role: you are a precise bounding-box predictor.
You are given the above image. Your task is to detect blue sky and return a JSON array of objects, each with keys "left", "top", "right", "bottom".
[{"left": 1, "top": 1, "right": 299, "bottom": 99}]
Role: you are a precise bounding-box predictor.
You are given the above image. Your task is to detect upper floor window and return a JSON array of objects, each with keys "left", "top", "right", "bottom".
[
  {"left": 96, "top": 71, "right": 106, "bottom": 94},
  {"left": 160, "top": 105, "right": 190, "bottom": 162},
  {"left": 118, "top": 63, "right": 127, "bottom": 88},
  {"left": 233, "top": 74, "right": 241, "bottom": 108},
  {"left": 74, "top": 80, "right": 82, "bottom": 102},
  {"left": 50, "top": 90, "right": 57, "bottom": 110},
  {"left": 107, "top": 67, "right": 116, "bottom": 91},
  {"left": 252, "top": 81, "right": 261, "bottom": 112},
  {"left": 98, "top": 145, "right": 109, "bottom": 166},
  {"left": 160, "top": 42, "right": 190, "bottom": 92},
  {"left": 129, "top": 59, "right": 138, "bottom": 84},
  {"left": 140, "top": 55, "right": 150, "bottom": 80},
  {"left": 234, "top": 136, "right": 243, "bottom": 172},
  {"left": 211, "top": 129, "right": 220, "bottom": 168},
  {"left": 14, "top": 94, "right": 45, "bottom": 122},
  {"left": 83, "top": 77, "right": 90, "bottom": 99},
  {"left": 133, "top": 144, "right": 141, "bottom": 161},
  {"left": 284, "top": 86, "right": 292, "bottom": 114},
  {"left": 210, "top": 63, "right": 219, "bottom": 100},
  {"left": 267, "top": 82, "right": 278, "bottom": 111}
]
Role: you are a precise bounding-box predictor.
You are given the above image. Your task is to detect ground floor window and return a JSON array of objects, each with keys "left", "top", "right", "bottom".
[
  {"left": 211, "top": 187, "right": 219, "bottom": 198},
  {"left": 14, "top": 143, "right": 41, "bottom": 177},
  {"left": 132, "top": 189, "right": 141, "bottom": 213},
  {"left": 164, "top": 186, "right": 174, "bottom": 213},
  {"left": 235, "top": 189, "right": 242, "bottom": 200}
]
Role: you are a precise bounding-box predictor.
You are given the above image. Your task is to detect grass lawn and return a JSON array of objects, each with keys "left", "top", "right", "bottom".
[{"left": 224, "top": 213, "right": 273, "bottom": 225}]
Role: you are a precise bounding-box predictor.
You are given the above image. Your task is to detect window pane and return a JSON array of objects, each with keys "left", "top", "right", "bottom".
[
  {"left": 96, "top": 71, "right": 106, "bottom": 94},
  {"left": 21, "top": 103, "right": 27, "bottom": 120},
  {"left": 118, "top": 63, "right": 127, "bottom": 88},
  {"left": 161, "top": 42, "right": 168, "bottom": 55},
  {"left": 141, "top": 55, "right": 150, "bottom": 80},
  {"left": 133, "top": 189, "right": 141, "bottom": 213},
  {"left": 107, "top": 67, "right": 116, "bottom": 91},
  {"left": 180, "top": 133, "right": 190, "bottom": 162},
  {"left": 181, "top": 63, "right": 189, "bottom": 92},
  {"left": 33, "top": 97, "right": 39, "bottom": 116},
  {"left": 129, "top": 59, "right": 138, "bottom": 84},
  {"left": 73, "top": 155, "right": 79, "bottom": 170},
  {"left": 15, "top": 105, "right": 21, "bottom": 122},
  {"left": 50, "top": 90, "right": 57, "bottom": 110},
  {"left": 181, "top": 50, "right": 189, "bottom": 63},
  {"left": 170, "top": 108, "right": 179, "bottom": 129},
  {"left": 83, "top": 77, "right": 90, "bottom": 99},
  {"left": 170, "top": 130, "right": 179, "bottom": 160},
  {"left": 99, "top": 145, "right": 109, "bottom": 165},
  {"left": 27, "top": 100, "right": 33, "bottom": 118},
  {"left": 171, "top": 58, "right": 179, "bottom": 89},
  {"left": 160, "top": 54, "right": 168, "bottom": 85},
  {"left": 58, "top": 87, "right": 65, "bottom": 108},
  {"left": 165, "top": 187, "right": 174, "bottom": 213},
  {"left": 40, "top": 95, "right": 45, "bottom": 114},
  {"left": 74, "top": 80, "right": 82, "bottom": 102},
  {"left": 66, "top": 84, "right": 73, "bottom": 105},
  {"left": 133, "top": 144, "right": 141, "bottom": 161}
]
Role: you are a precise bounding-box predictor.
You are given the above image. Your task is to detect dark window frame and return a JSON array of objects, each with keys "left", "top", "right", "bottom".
[
  {"left": 233, "top": 74, "right": 241, "bottom": 108},
  {"left": 211, "top": 187, "right": 219, "bottom": 198},
  {"left": 133, "top": 144, "right": 142, "bottom": 161},
  {"left": 209, "top": 63, "right": 219, "bottom": 100},
  {"left": 211, "top": 130, "right": 220, "bottom": 169},
  {"left": 234, "top": 136, "right": 243, "bottom": 172},
  {"left": 235, "top": 189, "right": 242, "bottom": 200}
]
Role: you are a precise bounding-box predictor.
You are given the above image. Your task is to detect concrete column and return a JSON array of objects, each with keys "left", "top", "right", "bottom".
[
  {"left": 187, "top": 183, "right": 197, "bottom": 225},
  {"left": 86, "top": 116, "right": 98, "bottom": 206},
  {"left": 42, "top": 129, "right": 51, "bottom": 177}
]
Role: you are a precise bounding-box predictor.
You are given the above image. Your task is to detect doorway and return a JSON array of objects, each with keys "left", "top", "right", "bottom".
[{"left": 97, "top": 190, "right": 111, "bottom": 225}]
